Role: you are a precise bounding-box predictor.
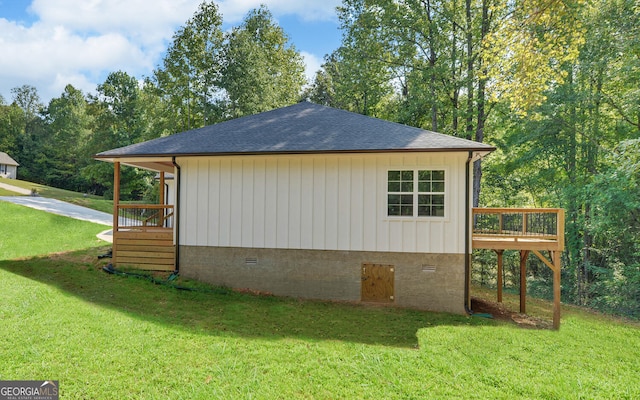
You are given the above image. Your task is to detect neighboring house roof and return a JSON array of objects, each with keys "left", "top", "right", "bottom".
[
  {"left": 96, "top": 102, "right": 495, "bottom": 159},
  {"left": 0, "top": 152, "right": 19, "bottom": 166}
]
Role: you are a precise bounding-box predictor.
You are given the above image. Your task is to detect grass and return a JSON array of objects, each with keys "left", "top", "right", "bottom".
[
  {"left": 0, "top": 201, "right": 107, "bottom": 259},
  {"left": 0, "top": 177, "right": 114, "bottom": 214},
  {"left": 0, "top": 187, "right": 19, "bottom": 196},
  {"left": 1, "top": 206, "right": 639, "bottom": 398}
]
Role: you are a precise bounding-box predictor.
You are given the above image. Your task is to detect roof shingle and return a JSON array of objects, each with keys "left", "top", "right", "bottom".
[{"left": 96, "top": 102, "right": 495, "bottom": 158}]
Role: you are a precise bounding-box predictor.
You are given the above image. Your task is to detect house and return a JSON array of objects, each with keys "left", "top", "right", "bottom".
[
  {"left": 0, "top": 152, "right": 19, "bottom": 179},
  {"left": 96, "top": 102, "right": 502, "bottom": 314}
]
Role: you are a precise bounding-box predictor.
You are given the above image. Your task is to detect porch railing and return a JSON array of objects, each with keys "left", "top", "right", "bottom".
[
  {"left": 472, "top": 208, "right": 565, "bottom": 251},
  {"left": 116, "top": 204, "right": 174, "bottom": 231}
]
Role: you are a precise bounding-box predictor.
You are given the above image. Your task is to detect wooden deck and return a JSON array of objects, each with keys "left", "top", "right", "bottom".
[
  {"left": 472, "top": 208, "right": 565, "bottom": 329},
  {"left": 472, "top": 207, "right": 564, "bottom": 251},
  {"left": 112, "top": 204, "right": 175, "bottom": 271}
]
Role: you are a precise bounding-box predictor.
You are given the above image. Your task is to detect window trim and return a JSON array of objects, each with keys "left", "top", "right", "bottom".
[{"left": 386, "top": 167, "right": 447, "bottom": 219}]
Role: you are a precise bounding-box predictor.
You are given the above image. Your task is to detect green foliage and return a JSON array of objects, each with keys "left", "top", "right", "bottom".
[
  {"left": 220, "top": 6, "right": 306, "bottom": 118},
  {"left": 585, "top": 139, "right": 640, "bottom": 316},
  {"left": 154, "top": 1, "right": 224, "bottom": 131}
]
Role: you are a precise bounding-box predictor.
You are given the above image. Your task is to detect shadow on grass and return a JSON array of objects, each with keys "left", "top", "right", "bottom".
[{"left": 0, "top": 247, "right": 499, "bottom": 349}]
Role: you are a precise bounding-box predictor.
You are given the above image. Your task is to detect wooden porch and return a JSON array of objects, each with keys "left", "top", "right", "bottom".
[
  {"left": 112, "top": 162, "right": 176, "bottom": 272},
  {"left": 472, "top": 208, "right": 565, "bottom": 329}
]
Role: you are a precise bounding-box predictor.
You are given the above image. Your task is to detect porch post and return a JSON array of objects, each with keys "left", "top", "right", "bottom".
[
  {"left": 159, "top": 171, "right": 165, "bottom": 206},
  {"left": 113, "top": 161, "right": 120, "bottom": 264}
]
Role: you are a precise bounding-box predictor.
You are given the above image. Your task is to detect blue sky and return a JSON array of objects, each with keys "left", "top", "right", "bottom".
[{"left": 0, "top": 0, "right": 343, "bottom": 103}]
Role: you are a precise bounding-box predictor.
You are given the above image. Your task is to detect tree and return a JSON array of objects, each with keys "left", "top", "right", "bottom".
[
  {"left": 220, "top": 6, "right": 306, "bottom": 118},
  {"left": 83, "top": 71, "right": 149, "bottom": 199},
  {"left": 484, "top": 0, "right": 585, "bottom": 114},
  {"left": 154, "top": 1, "right": 224, "bottom": 130},
  {"left": 43, "top": 85, "right": 93, "bottom": 191},
  {"left": 9, "top": 85, "right": 46, "bottom": 183}
]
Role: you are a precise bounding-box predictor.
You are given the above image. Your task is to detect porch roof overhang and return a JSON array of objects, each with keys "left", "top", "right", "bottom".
[{"left": 94, "top": 156, "right": 175, "bottom": 173}]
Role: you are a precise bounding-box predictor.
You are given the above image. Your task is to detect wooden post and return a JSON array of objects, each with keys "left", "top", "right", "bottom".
[
  {"left": 519, "top": 250, "right": 529, "bottom": 313},
  {"left": 553, "top": 250, "right": 561, "bottom": 330},
  {"left": 113, "top": 162, "right": 120, "bottom": 266},
  {"left": 495, "top": 249, "right": 504, "bottom": 303},
  {"left": 159, "top": 171, "right": 165, "bottom": 206}
]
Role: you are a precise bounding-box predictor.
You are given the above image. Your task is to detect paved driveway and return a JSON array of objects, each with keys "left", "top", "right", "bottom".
[{"left": 0, "top": 196, "right": 112, "bottom": 226}]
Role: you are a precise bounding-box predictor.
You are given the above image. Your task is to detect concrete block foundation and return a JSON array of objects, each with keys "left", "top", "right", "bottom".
[{"left": 180, "top": 246, "right": 466, "bottom": 314}]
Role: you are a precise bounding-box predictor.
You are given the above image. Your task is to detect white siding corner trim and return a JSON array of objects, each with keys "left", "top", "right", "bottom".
[{"left": 179, "top": 152, "right": 468, "bottom": 254}]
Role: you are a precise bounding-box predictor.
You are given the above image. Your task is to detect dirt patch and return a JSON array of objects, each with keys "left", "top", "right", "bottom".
[{"left": 471, "top": 297, "right": 553, "bottom": 329}]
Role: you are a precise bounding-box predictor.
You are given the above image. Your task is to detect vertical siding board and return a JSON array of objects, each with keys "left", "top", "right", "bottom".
[
  {"left": 416, "top": 222, "right": 430, "bottom": 253},
  {"left": 252, "top": 159, "right": 266, "bottom": 248},
  {"left": 337, "top": 158, "right": 351, "bottom": 250},
  {"left": 186, "top": 159, "right": 200, "bottom": 246},
  {"left": 242, "top": 160, "right": 254, "bottom": 247},
  {"left": 207, "top": 158, "right": 220, "bottom": 247},
  {"left": 276, "top": 159, "right": 290, "bottom": 247},
  {"left": 196, "top": 159, "right": 209, "bottom": 246},
  {"left": 229, "top": 159, "right": 243, "bottom": 247},
  {"left": 312, "top": 158, "right": 326, "bottom": 249},
  {"left": 350, "top": 157, "right": 364, "bottom": 250},
  {"left": 454, "top": 157, "right": 467, "bottom": 254},
  {"left": 363, "top": 157, "right": 377, "bottom": 251},
  {"left": 325, "top": 157, "right": 339, "bottom": 249},
  {"left": 300, "top": 158, "right": 314, "bottom": 249},
  {"left": 377, "top": 157, "right": 389, "bottom": 252},
  {"left": 389, "top": 221, "right": 402, "bottom": 251},
  {"left": 402, "top": 221, "right": 417, "bottom": 252},
  {"left": 288, "top": 159, "right": 302, "bottom": 248},
  {"left": 264, "top": 158, "right": 278, "bottom": 248},
  {"left": 218, "top": 159, "right": 232, "bottom": 246}
]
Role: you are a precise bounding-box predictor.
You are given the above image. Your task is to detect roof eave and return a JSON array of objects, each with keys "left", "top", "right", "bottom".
[{"left": 94, "top": 146, "right": 497, "bottom": 161}]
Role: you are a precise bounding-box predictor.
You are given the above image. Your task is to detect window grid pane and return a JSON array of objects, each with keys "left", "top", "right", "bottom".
[{"left": 388, "top": 169, "right": 445, "bottom": 217}]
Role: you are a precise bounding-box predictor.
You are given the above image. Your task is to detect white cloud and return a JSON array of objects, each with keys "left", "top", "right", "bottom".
[
  {"left": 300, "top": 51, "right": 323, "bottom": 84},
  {"left": 0, "top": 0, "right": 340, "bottom": 103},
  {"left": 217, "top": 0, "right": 341, "bottom": 23}
]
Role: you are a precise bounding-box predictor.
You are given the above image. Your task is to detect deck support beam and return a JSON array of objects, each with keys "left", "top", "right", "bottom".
[
  {"left": 493, "top": 249, "right": 504, "bottom": 303},
  {"left": 519, "top": 250, "right": 529, "bottom": 313},
  {"left": 531, "top": 249, "right": 562, "bottom": 330}
]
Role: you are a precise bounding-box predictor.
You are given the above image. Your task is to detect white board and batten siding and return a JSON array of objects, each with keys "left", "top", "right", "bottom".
[{"left": 178, "top": 152, "right": 468, "bottom": 255}]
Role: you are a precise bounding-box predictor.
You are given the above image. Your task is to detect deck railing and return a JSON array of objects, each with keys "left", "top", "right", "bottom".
[
  {"left": 472, "top": 208, "right": 565, "bottom": 251},
  {"left": 116, "top": 204, "right": 174, "bottom": 231}
]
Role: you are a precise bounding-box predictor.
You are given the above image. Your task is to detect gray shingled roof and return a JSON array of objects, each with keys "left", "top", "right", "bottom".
[
  {"left": 0, "top": 152, "right": 19, "bottom": 166},
  {"left": 95, "top": 102, "right": 494, "bottom": 158}
]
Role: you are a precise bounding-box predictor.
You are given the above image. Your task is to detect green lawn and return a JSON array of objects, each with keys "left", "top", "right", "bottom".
[
  {"left": 0, "top": 187, "right": 19, "bottom": 196},
  {"left": 0, "top": 177, "right": 114, "bottom": 214},
  {"left": 0, "top": 201, "right": 107, "bottom": 259},
  {"left": 1, "top": 206, "right": 639, "bottom": 398}
]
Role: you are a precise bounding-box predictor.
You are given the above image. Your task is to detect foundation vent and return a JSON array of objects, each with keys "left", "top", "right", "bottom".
[
  {"left": 422, "top": 265, "right": 437, "bottom": 273},
  {"left": 245, "top": 257, "right": 258, "bottom": 265}
]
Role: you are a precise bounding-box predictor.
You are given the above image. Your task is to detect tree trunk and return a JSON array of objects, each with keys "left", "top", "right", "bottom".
[
  {"left": 472, "top": 0, "right": 489, "bottom": 207},
  {"left": 465, "top": 0, "right": 474, "bottom": 141}
]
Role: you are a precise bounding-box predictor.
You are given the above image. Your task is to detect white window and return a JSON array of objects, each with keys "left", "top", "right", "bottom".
[{"left": 387, "top": 170, "right": 445, "bottom": 217}]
